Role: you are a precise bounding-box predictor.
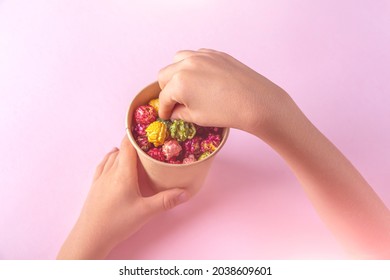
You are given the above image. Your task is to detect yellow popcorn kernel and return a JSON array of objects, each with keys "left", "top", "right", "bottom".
[
  {"left": 148, "top": 98, "right": 160, "bottom": 114},
  {"left": 145, "top": 120, "right": 167, "bottom": 147}
]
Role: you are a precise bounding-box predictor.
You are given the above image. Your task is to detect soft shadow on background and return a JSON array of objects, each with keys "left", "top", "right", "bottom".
[
  {"left": 108, "top": 153, "right": 284, "bottom": 259},
  {"left": 108, "top": 134, "right": 344, "bottom": 259}
]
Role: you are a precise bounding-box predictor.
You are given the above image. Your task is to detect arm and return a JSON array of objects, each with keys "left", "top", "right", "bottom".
[
  {"left": 257, "top": 94, "right": 390, "bottom": 258},
  {"left": 57, "top": 136, "right": 189, "bottom": 259},
  {"left": 158, "top": 48, "right": 390, "bottom": 258}
]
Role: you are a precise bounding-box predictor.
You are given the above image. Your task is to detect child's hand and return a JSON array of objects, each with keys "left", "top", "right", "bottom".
[
  {"left": 57, "top": 136, "right": 189, "bottom": 259},
  {"left": 158, "top": 48, "right": 293, "bottom": 138},
  {"left": 159, "top": 49, "right": 390, "bottom": 258}
]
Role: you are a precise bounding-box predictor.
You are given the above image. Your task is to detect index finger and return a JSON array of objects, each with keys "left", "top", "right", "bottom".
[
  {"left": 158, "top": 60, "right": 181, "bottom": 90},
  {"left": 158, "top": 78, "right": 183, "bottom": 120},
  {"left": 173, "top": 49, "right": 197, "bottom": 63}
]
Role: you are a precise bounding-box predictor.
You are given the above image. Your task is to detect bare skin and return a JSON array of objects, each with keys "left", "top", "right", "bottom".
[
  {"left": 58, "top": 49, "right": 390, "bottom": 259},
  {"left": 57, "top": 137, "right": 189, "bottom": 259},
  {"left": 158, "top": 49, "right": 390, "bottom": 259}
]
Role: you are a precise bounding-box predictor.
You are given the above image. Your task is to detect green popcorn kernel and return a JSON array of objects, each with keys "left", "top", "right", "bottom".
[
  {"left": 169, "top": 119, "right": 196, "bottom": 142},
  {"left": 198, "top": 151, "right": 212, "bottom": 161}
]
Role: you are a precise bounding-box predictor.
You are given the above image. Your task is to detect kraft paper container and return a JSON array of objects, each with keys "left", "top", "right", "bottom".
[{"left": 126, "top": 82, "right": 229, "bottom": 196}]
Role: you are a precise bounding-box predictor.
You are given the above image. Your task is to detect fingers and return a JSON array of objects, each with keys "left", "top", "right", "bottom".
[
  {"left": 157, "top": 48, "right": 218, "bottom": 120},
  {"left": 144, "top": 188, "right": 190, "bottom": 215},
  {"left": 158, "top": 50, "right": 197, "bottom": 119},
  {"left": 93, "top": 137, "right": 137, "bottom": 182},
  {"left": 118, "top": 135, "right": 137, "bottom": 169},
  {"left": 173, "top": 50, "right": 197, "bottom": 63},
  {"left": 197, "top": 48, "right": 219, "bottom": 54},
  {"left": 170, "top": 103, "right": 192, "bottom": 122},
  {"left": 174, "top": 48, "right": 218, "bottom": 63},
  {"left": 158, "top": 60, "right": 181, "bottom": 90},
  {"left": 103, "top": 147, "right": 120, "bottom": 172},
  {"left": 158, "top": 49, "right": 202, "bottom": 89},
  {"left": 158, "top": 79, "right": 183, "bottom": 120},
  {"left": 93, "top": 147, "right": 119, "bottom": 181}
]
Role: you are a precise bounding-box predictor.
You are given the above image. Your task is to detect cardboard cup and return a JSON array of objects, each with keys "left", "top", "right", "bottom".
[{"left": 126, "top": 82, "right": 229, "bottom": 196}]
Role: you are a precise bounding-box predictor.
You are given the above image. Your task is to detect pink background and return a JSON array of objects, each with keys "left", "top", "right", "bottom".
[{"left": 0, "top": 0, "right": 389, "bottom": 259}]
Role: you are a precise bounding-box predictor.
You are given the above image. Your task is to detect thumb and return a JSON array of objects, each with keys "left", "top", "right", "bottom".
[{"left": 144, "top": 188, "right": 190, "bottom": 214}]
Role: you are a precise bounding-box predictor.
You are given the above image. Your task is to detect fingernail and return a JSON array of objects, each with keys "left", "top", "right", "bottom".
[{"left": 111, "top": 147, "right": 119, "bottom": 152}]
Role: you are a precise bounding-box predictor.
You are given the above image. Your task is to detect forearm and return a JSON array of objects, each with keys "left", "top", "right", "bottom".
[
  {"left": 57, "top": 218, "right": 114, "bottom": 260},
  {"left": 154, "top": 48, "right": 390, "bottom": 257},
  {"left": 256, "top": 95, "right": 390, "bottom": 258}
]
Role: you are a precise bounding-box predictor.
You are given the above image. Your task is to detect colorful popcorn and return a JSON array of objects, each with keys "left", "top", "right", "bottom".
[
  {"left": 136, "top": 135, "right": 152, "bottom": 152},
  {"left": 147, "top": 147, "right": 165, "bottom": 162},
  {"left": 206, "top": 127, "right": 222, "bottom": 135},
  {"left": 162, "top": 139, "right": 183, "bottom": 160},
  {"left": 145, "top": 120, "right": 168, "bottom": 147},
  {"left": 134, "top": 105, "right": 157, "bottom": 125},
  {"left": 162, "top": 139, "right": 182, "bottom": 160},
  {"left": 183, "top": 154, "right": 196, "bottom": 164},
  {"left": 133, "top": 98, "right": 223, "bottom": 164},
  {"left": 148, "top": 98, "right": 160, "bottom": 113},
  {"left": 194, "top": 125, "right": 222, "bottom": 137},
  {"left": 133, "top": 123, "right": 148, "bottom": 136},
  {"left": 201, "top": 133, "right": 222, "bottom": 153},
  {"left": 193, "top": 124, "right": 207, "bottom": 136},
  {"left": 169, "top": 119, "right": 196, "bottom": 142},
  {"left": 183, "top": 136, "right": 202, "bottom": 157},
  {"left": 198, "top": 151, "right": 212, "bottom": 161}
]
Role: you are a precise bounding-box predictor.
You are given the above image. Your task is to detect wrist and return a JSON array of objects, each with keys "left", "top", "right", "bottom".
[
  {"left": 254, "top": 94, "right": 318, "bottom": 160},
  {"left": 57, "top": 218, "right": 117, "bottom": 260},
  {"left": 245, "top": 87, "right": 299, "bottom": 141}
]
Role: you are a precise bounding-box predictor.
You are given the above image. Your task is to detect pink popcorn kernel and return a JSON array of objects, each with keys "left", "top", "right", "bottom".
[
  {"left": 133, "top": 123, "right": 148, "bottom": 136},
  {"left": 147, "top": 147, "right": 165, "bottom": 162},
  {"left": 132, "top": 98, "right": 225, "bottom": 164},
  {"left": 207, "top": 133, "right": 222, "bottom": 144},
  {"left": 183, "top": 136, "right": 202, "bottom": 157},
  {"left": 136, "top": 135, "right": 152, "bottom": 152},
  {"left": 134, "top": 105, "right": 157, "bottom": 125},
  {"left": 201, "top": 133, "right": 222, "bottom": 153},
  {"left": 162, "top": 139, "right": 182, "bottom": 160}
]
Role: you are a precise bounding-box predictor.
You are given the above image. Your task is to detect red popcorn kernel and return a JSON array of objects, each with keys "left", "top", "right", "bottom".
[
  {"left": 208, "top": 133, "right": 222, "bottom": 144},
  {"left": 147, "top": 147, "right": 165, "bottom": 162},
  {"left": 193, "top": 124, "right": 207, "bottom": 136},
  {"left": 162, "top": 139, "right": 182, "bottom": 160},
  {"left": 133, "top": 123, "right": 148, "bottom": 136},
  {"left": 136, "top": 135, "right": 152, "bottom": 152},
  {"left": 201, "top": 133, "right": 221, "bottom": 153},
  {"left": 132, "top": 99, "right": 225, "bottom": 164},
  {"left": 134, "top": 105, "right": 157, "bottom": 125},
  {"left": 183, "top": 136, "right": 202, "bottom": 157}
]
